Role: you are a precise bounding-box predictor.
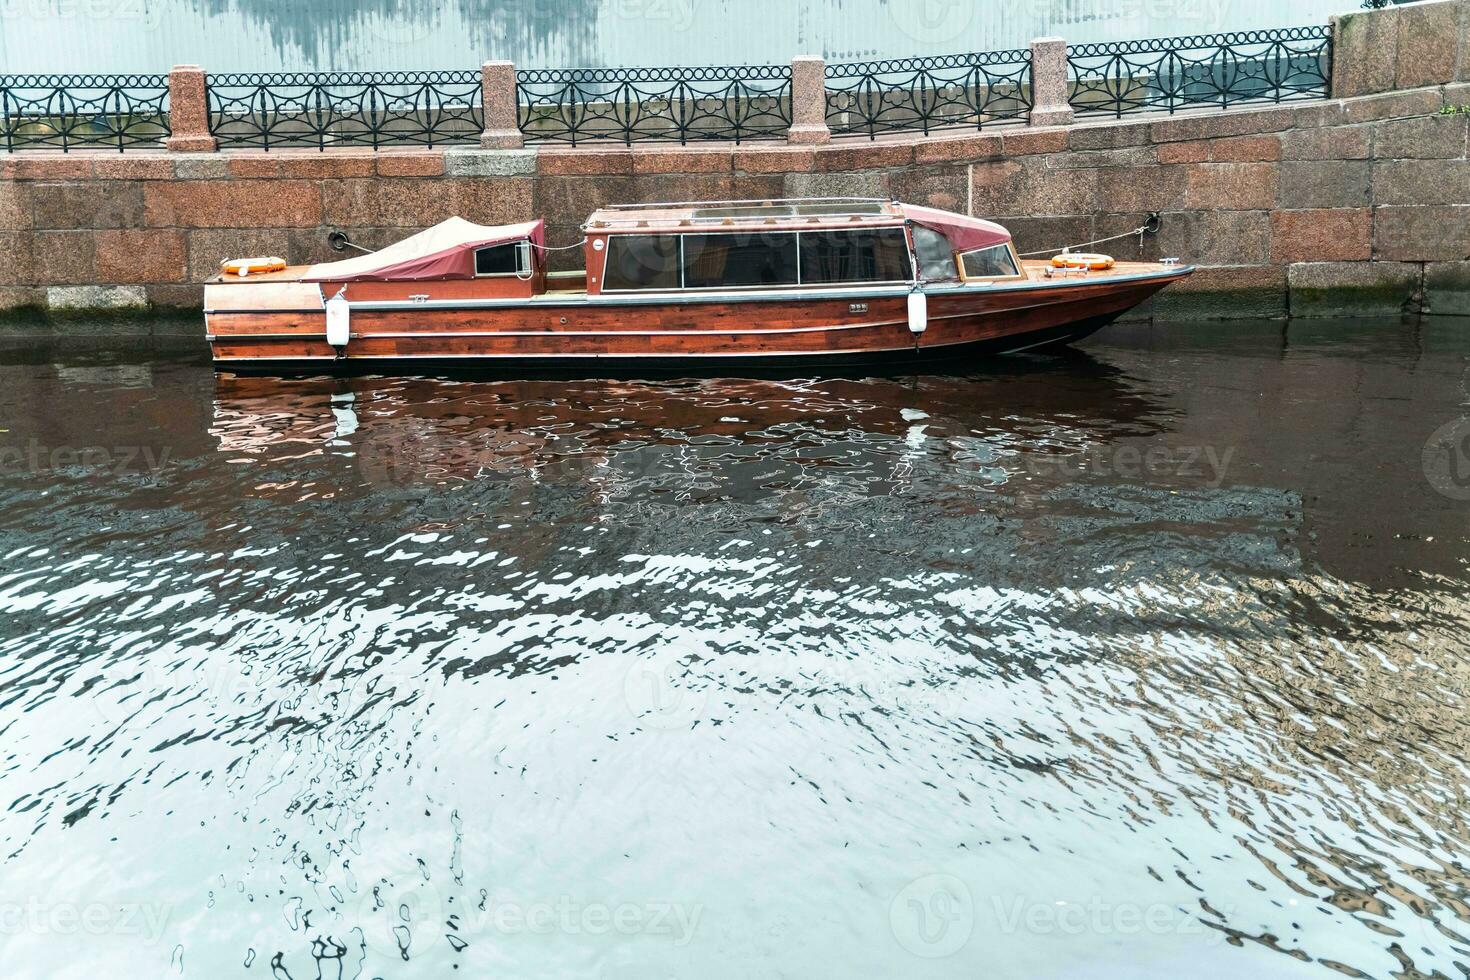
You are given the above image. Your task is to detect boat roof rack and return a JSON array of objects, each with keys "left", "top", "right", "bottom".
[{"left": 586, "top": 198, "right": 903, "bottom": 231}]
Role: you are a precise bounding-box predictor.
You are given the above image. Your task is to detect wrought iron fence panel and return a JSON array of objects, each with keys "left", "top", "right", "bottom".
[
  {"left": 206, "top": 71, "right": 483, "bottom": 150},
  {"left": 824, "top": 51, "right": 1032, "bottom": 139},
  {"left": 0, "top": 74, "right": 169, "bottom": 152},
  {"left": 1067, "top": 27, "right": 1331, "bottom": 117},
  {"left": 516, "top": 65, "right": 792, "bottom": 144}
]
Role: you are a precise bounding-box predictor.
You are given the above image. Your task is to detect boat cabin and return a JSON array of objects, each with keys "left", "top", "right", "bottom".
[
  {"left": 578, "top": 199, "right": 1025, "bottom": 296},
  {"left": 272, "top": 199, "right": 1025, "bottom": 304}
]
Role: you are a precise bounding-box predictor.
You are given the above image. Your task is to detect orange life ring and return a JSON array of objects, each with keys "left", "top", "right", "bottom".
[
  {"left": 221, "top": 256, "right": 287, "bottom": 277},
  {"left": 1050, "top": 252, "right": 1115, "bottom": 271}
]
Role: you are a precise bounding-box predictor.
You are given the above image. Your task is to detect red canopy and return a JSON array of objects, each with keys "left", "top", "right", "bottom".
[
  {"left": 306, "top": 217, "right": 545, "bottom": 282},
  {"left": 901, "top": 205, "right": 1010, "bottom": 252}
]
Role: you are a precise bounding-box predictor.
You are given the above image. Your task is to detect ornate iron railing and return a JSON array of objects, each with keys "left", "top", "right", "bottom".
[
  {"left": 824, "top": 50, "right": 1032, "bottom": 139},
  {"left": 1067, "top": 27, "right": 1332, "bottom": 117},
  {"left": 206, "top": 71, "right": 483, "bottom": 150},
  {"left": 516, "top": 65, "right": 791, "bottom": 145},
  {"left": 0, "top": 74, "right": 169, "bottom": 152}
]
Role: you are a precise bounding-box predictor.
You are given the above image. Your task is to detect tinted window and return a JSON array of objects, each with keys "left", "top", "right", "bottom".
[
  {"left": 798, "top": 228, "right": 911, "bottom": 284},
  {"left": 683, "top": 233, "right": 799, "bottom": 288},
  {"left": 475, "top": 242, "right": 523, "bottom": 276},
  {"left": 960, "top": 245, "right": 1019, "bottom": 278},
  {"left": 603, "top": 235, "right": 682, "bottom": 291},
  {"left": 911, "top": 226, "right": 958, "bottom": 281}
]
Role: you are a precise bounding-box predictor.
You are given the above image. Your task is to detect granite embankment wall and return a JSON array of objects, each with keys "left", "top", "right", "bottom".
[{"left": 1, "top": 0, "right": 1469, "bottom": 324}]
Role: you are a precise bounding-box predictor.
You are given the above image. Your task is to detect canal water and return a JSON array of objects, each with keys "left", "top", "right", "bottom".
[{"left": 1, "top": 318, "right": 1468, "bottom": 978}]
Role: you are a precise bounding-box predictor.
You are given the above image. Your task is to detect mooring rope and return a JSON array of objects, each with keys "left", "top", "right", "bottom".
[
  {"left": 1017, "top": 223, "right": 1152, "bottom": 258},
  {"left": 531, "top": 238, "right": 589, "bottom": 252}
]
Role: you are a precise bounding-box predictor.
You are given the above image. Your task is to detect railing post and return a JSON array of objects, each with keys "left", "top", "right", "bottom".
[
  {"left": 1027, "top": 37, "right": 1074, "bottom": 127},
  {"left": 787, "top": 55, "right": 831, "bottom": 144},
  {"left": 165, "top": 64, "right": 218, "bottom": 152},
  {"left": 480, "top": 60, "right": 524, "bottom": 149}
]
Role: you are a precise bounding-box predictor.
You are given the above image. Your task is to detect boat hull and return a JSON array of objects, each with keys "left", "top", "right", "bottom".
[{"left": 207, "top": 266, "right": 1192, "bottom": 375}]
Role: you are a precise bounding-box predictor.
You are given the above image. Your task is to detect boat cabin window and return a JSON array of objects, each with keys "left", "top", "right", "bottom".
[
  {"left": 798, "top": 228, "right": 910, "bottom": 284},
  {"left": 683, "top": 232, "right": 800, "bottom": 288},
  {"left": 959, "top": 244, "right": 1020, "bottom": 279},
  {"left": 601, "top": 226, "right": 914, "bottom": 291},
  {"left": 912, "top": 226, "right": 959, "bottom": 281},
  {"left": 475, "top": 241, "right": 532, "bottom": 277},
  {"left": 602, "top": 235, "right": 683, "bottom": 291}
]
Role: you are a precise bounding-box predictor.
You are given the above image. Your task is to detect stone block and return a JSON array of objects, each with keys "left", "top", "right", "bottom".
[
  {"left": 172, "top": 155, "right": 232, "bottom": 180},
  {"left": 375, "top": 153, "right": 446, "bottom": 177},
  {"left": 912, "top": 133, "right": 1002, "bottom": 164},
  {"left": 0, "top": 233, "right": 34, "bottom": 285},
  {"left": 1208, "top": 135, "right": 1281, "bottom": 162},
  {"left": 146, "top": 180, "right": 322, "bottom": 228},
  {"left": 33, "top": 230, "right": 96, "bottom": 284},
  {"left": 145, "top": 284, "right": 206, "bottom": 311},
  {"left": 1067, "top": 121, "right": 1152, "bottom": 150},
  {"left": 0, "top": 182, "right": 30, "bottom": 230},
  {"left": 1278, "top": 160, "right": 1370, "bottom": 208},
  {"left": 31, "top": 183, "right": 144, "bottom": 229},
  {"left": 6, "top": 157, "right": 93, "bottom": 180},
  {"left": 1000, "top": 127, "right": 1069, "bottom": 157},
  {"left": 91, "top": 156, "right": 175, "bottom": 180},
  {"left": 534, "top": 149, "right": 634, "bottom": 176},
  {"left": 442, "top": 148, "right": 537, "bottom": 177},
  {"left": 0, "top": 287, "right": 44, "bottom": 314},
  {"left": 269, "top": 152, "right": 378, "bottom": 179},
  {"left": 888, "top": 165, "right": 967, "bottom": 213},
  {"left": 1373, "top": 205, "right": 1470, "bottom": 261},
  {"left": 46, "top": 285, "right": 149, "bottom": 312},
  {"left": 813, "top": 141, "right": 914, "bottom": 171},
  {"left": 992, "top": 215, "right": 1094, "bottom": 257},
  {"left": 1046, "top": 147, "right": 1156, "bottom": 169},
  {"left": 452, "top": 178, "right": 537, "bottom": 226},
  {"left": 1153, "top": 265, "right": 1287, "bottom": 320},
  {"left": 184, "top": 228, "right": 324, "bottom": 281},
  {"left": 1287, "top": 261, "right": 1421, "bottom": 317},
  {"left": 1425, "top": 261, "right": 1470, "bottom": 314},
  {"left": 630, "top": 148, "right": 735, "bottom": 175},
  {"left": 1157, "top": 141, "right": 1210, "bottom": 165},
  {"left": 733, "top": 147, "right": 817, "bottom": 173},
  {"left": 1331, "top": 8, "right": 1400, "bottom": 98},
  {"left": 628, "top": 173, "right": 734, "bottom": 204},
  {"left": 1340, "top": 88, "right": 1446, "bottom": 124},
  {"left": 1150, "top": 105, "right": 1295, "bottom": 143},
  {"left": 1269, "top": 209, "right": 1373, "bottom": 263},
  {"left": 1372, "top": 114, "right": 1468, "bottom": 159},
  {"left": 534, "top": 176, "right": 636, "bottom": 231},
  {"left": 1279, "top": 126, "right": 1371, "bottom": 160},
  {"left": 1153, "top": 210, "right": 1272, "bottom": 265},
  {"left": 1095, "top": 165, "right": 1187, "bottom": 213},
  {"left": 95, "top": 229, "right": 188, "bottom": 283},
  {"left": 1395, "top": 0, "right": 1460, "bottom": 90},
  {"left": 783, "top": 171, "right": 890, "bottom": 200},
  {"left": 1372, "top": 158, "right": 1470, "bottom": 205},
  {"left": 1184, "top": 162, "right": 1278, "bottom": 210}
]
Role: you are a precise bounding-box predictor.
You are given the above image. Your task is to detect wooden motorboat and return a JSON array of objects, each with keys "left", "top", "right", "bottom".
[{"left": 204, "top": 198, "right": 1193, "bottom": 373}]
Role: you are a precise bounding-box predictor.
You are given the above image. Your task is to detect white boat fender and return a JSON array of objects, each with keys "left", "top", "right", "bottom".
[
  {"left": 907, "top": 287, "right": 928, "bottom": 336},
  {"left": 325, "top": 287, "right": 351, "bottom": 354}
]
